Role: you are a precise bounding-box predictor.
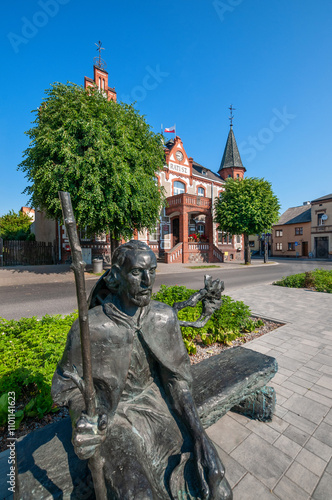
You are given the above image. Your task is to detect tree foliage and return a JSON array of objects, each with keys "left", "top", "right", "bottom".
[
  {"left": 214, "top": 177, "right": 280, "bottom": 263},
  {"left": 19, "top": 82, "right": 166, "bottom": 239},
  {"left": 0, "top": 210, "right": 33, "bottom": 240}
]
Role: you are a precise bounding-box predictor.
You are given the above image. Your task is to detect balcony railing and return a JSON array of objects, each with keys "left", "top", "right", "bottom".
[
  {"left": 166, "top": 193, "right": 211, "bottom": 209},
  {"left": 311, "top": 225, "right": 332, "bottom": 233}
]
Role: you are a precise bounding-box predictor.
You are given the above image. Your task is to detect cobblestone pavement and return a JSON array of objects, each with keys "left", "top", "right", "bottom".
[{"left": 207, "top": 284, "right": 332, "bottom": 499}]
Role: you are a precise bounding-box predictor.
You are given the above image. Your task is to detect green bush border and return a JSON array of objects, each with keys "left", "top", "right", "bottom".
[{"left": 273, "top": 268, "right": 332, "bottom": 293}]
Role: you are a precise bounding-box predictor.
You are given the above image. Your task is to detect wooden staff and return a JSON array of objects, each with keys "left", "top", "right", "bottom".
[{"left": 58, "top": 191, "right": 107, "bottom": 499}]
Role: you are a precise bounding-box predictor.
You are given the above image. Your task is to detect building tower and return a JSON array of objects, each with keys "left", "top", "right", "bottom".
[
  {"left": 218, "top": 106, "right": 246, "bottom": 180},
  {"left": 84, "top": 41, "right": 117, "bottom": 102}
]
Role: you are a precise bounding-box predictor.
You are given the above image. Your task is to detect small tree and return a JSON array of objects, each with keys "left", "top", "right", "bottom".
[
  {"left": 19, "top": 82, "right": 166, "bottom": 244},
  {"left": 214, "top": 177, "right": 280, "bottom": 264},
  {"left": 0, "top": 210, "right": 33, "bottom": 240}
]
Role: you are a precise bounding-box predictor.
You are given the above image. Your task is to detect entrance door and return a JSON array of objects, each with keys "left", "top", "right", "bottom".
[
  {"left": 302, "top": 241, "right": 308, "bottom": 257},
  {"left": 82, "top": 247, "right": 92, "bottom": 265},
  {"left": 315, "top": 237, "right": 329, "bottom": 258},
  {"left": 172, "top": 218, "right": 179, "bottom": 246}
]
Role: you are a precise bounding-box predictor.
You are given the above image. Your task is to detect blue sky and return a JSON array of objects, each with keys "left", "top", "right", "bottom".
[{"left": 1, "top": 0, "right": 332, "bottom": 216}]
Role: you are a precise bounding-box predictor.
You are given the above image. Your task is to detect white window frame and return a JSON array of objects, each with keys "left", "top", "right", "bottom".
[{"left": 173, "top": 181, "right": 185, "bottom": 195}]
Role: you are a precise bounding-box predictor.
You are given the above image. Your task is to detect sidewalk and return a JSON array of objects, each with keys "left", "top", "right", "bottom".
[{"left": 206, "top": 284, "right": 332, "bottom": 499}]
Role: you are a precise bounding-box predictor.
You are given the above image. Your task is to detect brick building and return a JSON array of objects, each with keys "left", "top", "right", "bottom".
[
  {"left": 271, "top": 203, "right": 312, "bottom": 258},
  {"left": 137, "top": 127, "right": 246, "bottom": 264},
  {"left": 36, "top": 59, "right": 247, "bottom": 264},
  {"left": 63, "top": 60, "right": 247, "bottom": 264}
]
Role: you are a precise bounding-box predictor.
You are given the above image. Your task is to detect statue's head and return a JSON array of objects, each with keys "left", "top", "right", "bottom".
[{"left": 104, "top": 240, "right": 157, "bottom": 308}]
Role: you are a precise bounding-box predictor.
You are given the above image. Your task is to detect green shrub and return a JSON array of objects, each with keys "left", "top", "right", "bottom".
[
  {"left": 0, "top": 313, "right": 77, "bottom": 426},
  {"left": 274, "top": 268, "right": 332, "bottom": 293},
  {"left": 152, "top": 285, "right": 262, "bottom": 353},
  {"left": 273, "top": 273, "right": 306, "bottom": 288},
  {"left": 312, "top": 269, "right": 332, "bottom": 293}
]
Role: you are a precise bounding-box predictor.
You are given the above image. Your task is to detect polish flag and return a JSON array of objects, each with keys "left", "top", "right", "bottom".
[{"left": 164, "top": 125, "right": 176, "bottom": 133}]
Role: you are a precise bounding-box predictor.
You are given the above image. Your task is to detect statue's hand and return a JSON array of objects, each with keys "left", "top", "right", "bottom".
[
  {"left": 73, "top": 412, "right": 107, "bottom": 460},
  {"left": 194, "top": 433, "right": 224, "bottom": 499},
  {"left": 200, "top": 276, "right": 224, "bottom": 317}
]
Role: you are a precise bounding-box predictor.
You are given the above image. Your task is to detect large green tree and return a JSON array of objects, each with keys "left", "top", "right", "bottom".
[
  {"left": 0, "top": 210, "right": 33, "bottom": 240},
  {"left": 19, "top": 83, "right": 165, "bottom": 243},
  {"left": 214, "top": 177, "right": 280, "bottom": 264}
]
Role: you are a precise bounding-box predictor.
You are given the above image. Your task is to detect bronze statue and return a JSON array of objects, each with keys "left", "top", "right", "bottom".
[{"left": 52, "top": 240, "right": 232, "bottom": 499}]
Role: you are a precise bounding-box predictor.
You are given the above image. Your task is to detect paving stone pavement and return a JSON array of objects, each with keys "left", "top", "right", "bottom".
[
  {"left": 206, "top": 284, "right": 332, "bottom": 499},
  {"left": 1, "top": 282, "right": 332, "bottom": 499}
]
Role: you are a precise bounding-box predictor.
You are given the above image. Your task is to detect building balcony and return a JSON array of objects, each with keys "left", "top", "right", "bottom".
[
  {"left": 166, "top": 194, "right": 211, "bottom": 211},
  {"left": 311, "top": 225, "right": 332, "bottom": 234}
]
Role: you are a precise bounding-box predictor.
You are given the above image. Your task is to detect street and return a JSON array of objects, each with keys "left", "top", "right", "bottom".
[{"left": 0, "top": 259, "right": 331, "bottom": 320}]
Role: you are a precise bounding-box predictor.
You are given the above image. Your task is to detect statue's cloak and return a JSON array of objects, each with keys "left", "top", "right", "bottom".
[
  {"left": 52, "top": 299, "right": 192, "bottom": 419},
  {"left": 51, "top": 298, "right": 196, "bottom": 498}
]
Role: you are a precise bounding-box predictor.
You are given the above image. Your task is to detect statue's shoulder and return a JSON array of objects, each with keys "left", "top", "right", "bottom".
[
  {"left": 149, "top": 300, "right": 177, "bottom": 324},
  {"left": 88, "top": 305, "right": 114, "bottom": 328},
  {"left": 70, "top": 306, "right": 113, "bottom": 335}
]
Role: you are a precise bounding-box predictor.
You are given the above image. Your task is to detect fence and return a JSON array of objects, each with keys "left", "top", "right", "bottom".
[{"left": 1, "top": 240, "right": 55, "bottom": 266}]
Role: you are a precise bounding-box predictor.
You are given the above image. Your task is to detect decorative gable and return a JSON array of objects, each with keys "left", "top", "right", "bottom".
[{"left": 166, "top": 136, "right": 192, "bottom": 177}]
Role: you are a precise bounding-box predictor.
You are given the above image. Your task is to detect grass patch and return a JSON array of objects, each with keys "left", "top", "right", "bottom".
[
  {"left": 274, "top": 268, "right": 332, "bottom": 293},
  {"left": 186, "top": 265, "right": 221, "bottom": 269}
]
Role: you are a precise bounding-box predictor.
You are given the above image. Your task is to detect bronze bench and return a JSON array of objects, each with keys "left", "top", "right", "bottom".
[{"left": 15, "top": 347, "right": 277, "bottom": 499}]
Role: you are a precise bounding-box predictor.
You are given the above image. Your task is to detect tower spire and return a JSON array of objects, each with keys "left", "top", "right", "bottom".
[{"left": 218, "top": 106, "right": 246, "bottom": 180}]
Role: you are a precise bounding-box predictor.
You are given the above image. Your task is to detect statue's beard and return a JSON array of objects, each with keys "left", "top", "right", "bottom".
[{"left": 129, "top": 290, "right": 152, "bottom": 307}]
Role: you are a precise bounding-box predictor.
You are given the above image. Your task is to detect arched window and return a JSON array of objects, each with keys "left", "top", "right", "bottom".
[
  {"left": 173, "top": 181, "right": 185, "bottom": 195},
  {"left": 198, "top": 187, "right": 205, "bottom": 197}
]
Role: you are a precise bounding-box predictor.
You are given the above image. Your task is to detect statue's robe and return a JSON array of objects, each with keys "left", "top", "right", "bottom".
[{"left": 52, "top": 298, "right": 199, "bottom": 499}]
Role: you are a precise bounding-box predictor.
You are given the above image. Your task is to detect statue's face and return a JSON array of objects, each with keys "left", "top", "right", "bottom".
[{"left": 118, "top": 250, "right": 157, "bottom": 308}]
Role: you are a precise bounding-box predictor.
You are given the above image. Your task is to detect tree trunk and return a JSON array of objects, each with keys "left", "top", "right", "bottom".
[
  {"left": 264, "top": 237, "right": 268, "bottom": 263},
  {"left": 244, "top": 233, "right": 251, "bottom": 264},
  {"left": 0, "top": 238, "right": 3, "bottom": 267}
]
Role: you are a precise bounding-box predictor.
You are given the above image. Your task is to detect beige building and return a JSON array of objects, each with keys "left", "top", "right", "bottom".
[
  {"left": 272, "top": 203, "right": 312, "bottom": 258},
  {"left": 311, "top": 194, "right": 332, "bottom": 258}
]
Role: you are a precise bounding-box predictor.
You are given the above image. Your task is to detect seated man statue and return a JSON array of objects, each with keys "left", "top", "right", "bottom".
[{"left": 52, "top": 240, "right": 232, "bottom": 499}]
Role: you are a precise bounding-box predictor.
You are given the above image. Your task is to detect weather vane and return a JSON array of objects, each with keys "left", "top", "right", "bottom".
[
  {"left": 229, "top": 104, "right": 236, "bottom": 127},
  {"left": 94, "top": 41, "right": 107, "bottom": 70}
]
